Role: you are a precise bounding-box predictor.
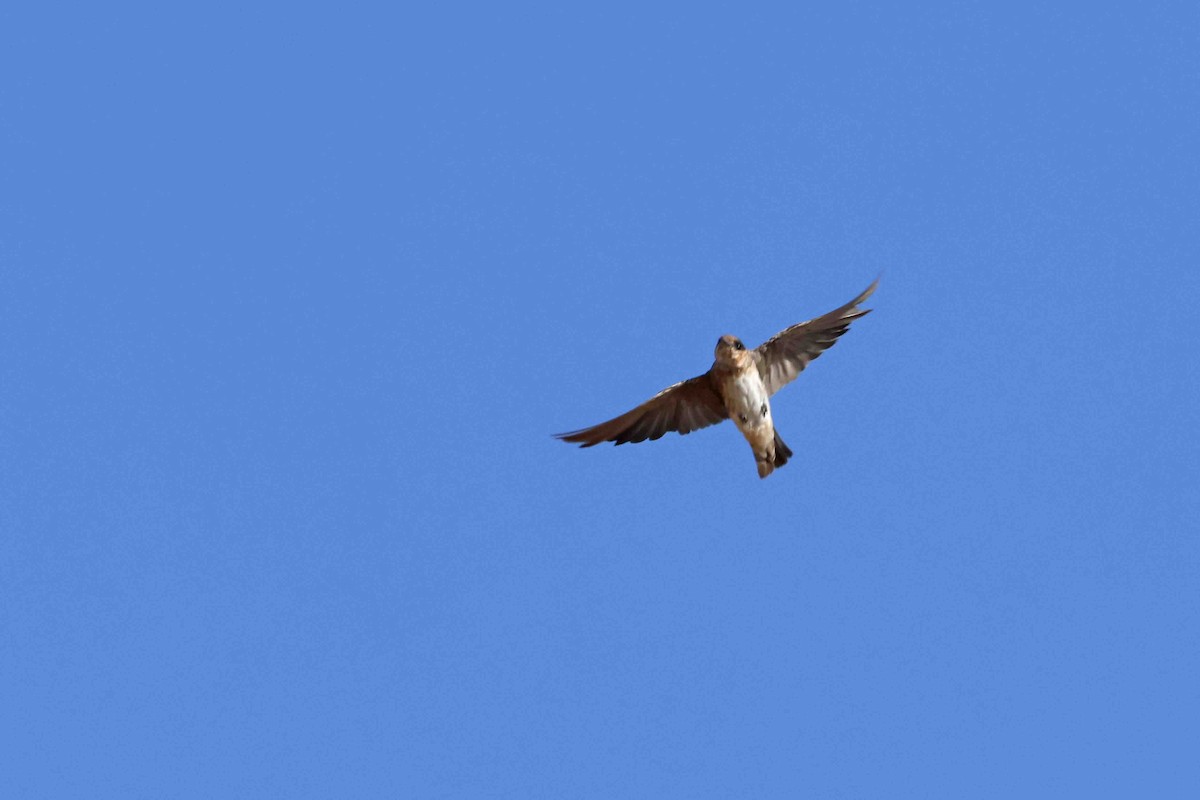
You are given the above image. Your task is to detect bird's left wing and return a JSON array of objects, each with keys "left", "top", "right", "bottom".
[
  {"left": 555, "top": 373, "right": 728, "bottom": 447},
  {"left": 753, "top": 278, "right": 878, "bottom": 395}
]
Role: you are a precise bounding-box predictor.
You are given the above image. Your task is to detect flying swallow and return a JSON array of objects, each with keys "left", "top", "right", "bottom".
[{"left": 555, "top": 278, "right": 877, "bottom": 478}]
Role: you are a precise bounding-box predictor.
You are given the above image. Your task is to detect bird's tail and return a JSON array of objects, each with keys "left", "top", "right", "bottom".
[{"left": 756, "top": 430, "right": 794, "bottom": 479}]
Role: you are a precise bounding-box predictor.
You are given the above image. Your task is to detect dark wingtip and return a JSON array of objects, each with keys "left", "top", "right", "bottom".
[
  {"left": 854, "top": 275, "right": 881, "bottom": 307},
  {"left": 554, "top": 430, "right": 599, "bottom": 448}
]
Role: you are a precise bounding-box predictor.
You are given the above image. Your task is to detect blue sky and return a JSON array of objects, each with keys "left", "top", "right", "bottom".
[{"left": 3, "top": 3, "right": 1198, "bottom": 797}]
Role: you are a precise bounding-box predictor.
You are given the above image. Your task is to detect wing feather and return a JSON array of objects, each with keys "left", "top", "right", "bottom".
[
  {"left": 754, "top": 278, "right": 878, "bottom": 395},
  {"left": 555, "top": 373, "right": 728, "bottom": 447}
]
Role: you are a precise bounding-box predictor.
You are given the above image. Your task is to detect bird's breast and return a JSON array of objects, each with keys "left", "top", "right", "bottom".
[{"left": 722, "top": 368, "right": 772, "bottom": 431}]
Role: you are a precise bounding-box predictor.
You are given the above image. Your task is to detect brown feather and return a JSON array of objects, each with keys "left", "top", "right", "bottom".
[
  {"left": 555, "top": 373, "right": 729, "bottom": 447},
  {"left": 753, "top": 278, "right": 878, "bottom": 396}
]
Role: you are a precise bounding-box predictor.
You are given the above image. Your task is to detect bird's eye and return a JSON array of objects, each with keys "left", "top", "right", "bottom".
[{"left": 734, "top": 341, "right": 745, "bottom": 351}]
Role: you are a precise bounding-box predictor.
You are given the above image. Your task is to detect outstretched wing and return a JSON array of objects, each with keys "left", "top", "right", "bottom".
[
  {"left": 555, "top": 373, "right": 728, "bottom": 447},
  {"left": 754, "top": 278, "right": 878, "bottom": 396}
]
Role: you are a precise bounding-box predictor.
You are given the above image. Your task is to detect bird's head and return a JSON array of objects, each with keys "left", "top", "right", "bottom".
[{"left": 714, "top": 334, "right": 748, "bottom": 366}]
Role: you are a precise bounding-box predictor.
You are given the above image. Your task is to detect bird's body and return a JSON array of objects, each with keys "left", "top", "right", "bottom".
[
  {"left": 713, "top": 338, "right": 786, "bottom": 478},
  {"left": 555, "top": 279, "right": 877, "bottom": 478}
]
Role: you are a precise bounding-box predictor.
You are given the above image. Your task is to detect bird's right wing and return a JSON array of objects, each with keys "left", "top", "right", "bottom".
[{"left": 554, "top": 373, "right": 728, "bottom": 447}]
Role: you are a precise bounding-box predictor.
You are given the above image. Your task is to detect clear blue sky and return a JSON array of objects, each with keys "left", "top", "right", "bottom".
[{"left": 3, "top": 3, "right": 1198, "bottom": 797}]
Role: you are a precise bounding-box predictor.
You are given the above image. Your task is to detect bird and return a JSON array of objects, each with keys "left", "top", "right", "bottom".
[{"left": 554, "top": 278, "right": 877, "bottom": 478}]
